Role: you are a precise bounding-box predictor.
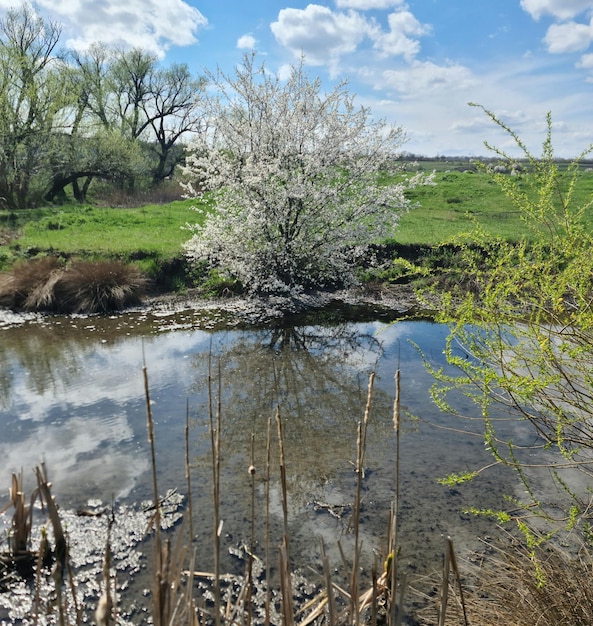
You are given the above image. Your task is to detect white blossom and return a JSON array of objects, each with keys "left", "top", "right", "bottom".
[{"left": 181, "top": 53, "right": 433, "bottom": 294}]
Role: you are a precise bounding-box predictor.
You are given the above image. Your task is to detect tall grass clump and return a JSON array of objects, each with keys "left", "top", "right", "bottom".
[
  {"left": 0, "top": 256, "right": 64, "bottom": 311},
  {"left": 0, "top": 257, "right": 147, "bottom": 313},
  {"left": 413, "top": 533, "right": 593, "bottom": 626},
  {"left": 54, "top": 259, "right": 147, "bottom": 313}
]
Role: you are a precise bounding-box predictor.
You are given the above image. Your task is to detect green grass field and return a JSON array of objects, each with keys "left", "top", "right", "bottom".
[
  {"left": 397, "top": 165, "right": 593, "bottom": 244},
  {"left": 3, "top": 164, "right": 593, "bottom": 270},
  {"left": 5, "top": 199, "right": 201, "bottom": 257}
]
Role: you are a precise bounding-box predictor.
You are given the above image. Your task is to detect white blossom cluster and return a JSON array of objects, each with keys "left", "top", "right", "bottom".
[{"left": 181, "top": 54, "right": 433, "bottom": 295}]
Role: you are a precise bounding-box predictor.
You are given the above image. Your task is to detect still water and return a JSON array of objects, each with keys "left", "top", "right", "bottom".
[{"left": 0, "top": 306, "right": 515, "bottom": 577}]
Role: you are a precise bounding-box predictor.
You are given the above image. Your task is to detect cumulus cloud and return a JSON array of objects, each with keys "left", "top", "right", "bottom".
[
  {"left": 520, "top": 0, "right": 593, "bottom": 21},
  {"left": 380, "top": 60, "right": 476, "bottom": 97},
  {"left": 271, "top": 4, "right": 371, "bottom": 65},
  {"left": 372, "top": 10, "right": 430, "bottom": 59},
  {"left": 335, "top": 0, "right": 406, "bottom": 8},
  {"left": 237, "top": 33, "right": 257, "bottom": 49},
  {"left": 577, "top": 51, "right": 593, "bottom": 67},
  {"left": 271, "top": 3, "right": 429, "bottom": 68},
  {"left": 451, "top": 108, "right": 533, "bottom": 134},
  {"left": 28, "top": 0, "right": 207, "bottom": 55},
  {"left": 544, "top": 19, "right": 593, "bottom": 53}
]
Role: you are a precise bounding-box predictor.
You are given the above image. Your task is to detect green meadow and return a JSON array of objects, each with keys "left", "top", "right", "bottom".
[{"left": 3, "top": 163, "right": 593, "bottom": 274}]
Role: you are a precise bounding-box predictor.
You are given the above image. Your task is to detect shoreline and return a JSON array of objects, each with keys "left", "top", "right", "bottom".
[
  {"left": 0, "top": 282, "right": 427, "bottom": 330},
  {"left": 141, "top": 282, "right": 425, "bottom": 326}
]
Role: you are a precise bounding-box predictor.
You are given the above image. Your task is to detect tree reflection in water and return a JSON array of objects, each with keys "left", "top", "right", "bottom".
[
  {"left": 187, "top": 321, "right": 398, "bottom": 569},
  {"left": 0, "top": 313, "right": 516, "bottom": 579}
]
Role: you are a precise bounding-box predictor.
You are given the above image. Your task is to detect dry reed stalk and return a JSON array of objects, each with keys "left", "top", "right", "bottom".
[
  {"left": 142, "top": 364, "right": 199, "bottom": 625},
  {"left": 2, "top": 469, "right": 56, "bottom": 622},
  {"left": 95, "top": 525, "right": 114, "bottom": 626},
  {"left": 208, "top": 350, "right": 222, "bottom": 626},
  {"left": 185, "top": 400, "right": 194, "bottom": 545},
  {"left": 279, "top": 543, "right": 295, "bottom": 626},
  {"left": 370, "top": 567, "right": 379, "bottom": 626},
  {"left": 184, "top": 400, "right": 197, "bottom": 622},
  {"left": 33, "top": 527, "right": 49, "bottom": 624},
  {"left": 142, "top": 358, "right": 171, "bottom": 625},
  {"left": 264, "top": 415, "right": 273, "bottom": 626},
  {"left": 437, "top": 537, "right": 468, "bottom": 626},
  {"left": 34, "top": 464, "right": 83, "bottom": 625},
  {"left": 275, "top": 407, "right": 295, "bottom": 625},
  {"left": 390, "top": 369, "right": 401, "bottom": 626},
  {"left": 34, "top": 466, "right": 67, "bottom": 583},
  {"left": 245, "top": 432, "right": 256, "bottom": 626},
  {"left": 320, "top": 538, "right": 336, "bottom": 626},
  {"left": 275, "top": 407, "right": 290, "bottom": 551},
  {"left": 167, "top": 517, "right": 197, "bottom": 624},
  {"left": 5, "top": 471, "right": 34, "bottom": 557},
  {"left": 350, "top": 372, "right": 375, "bottom": 624}
]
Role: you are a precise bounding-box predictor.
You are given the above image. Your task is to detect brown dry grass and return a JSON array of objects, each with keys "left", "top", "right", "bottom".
[
  {"left": 413, "top": 534, "right": 593, "bottom": 626},
  {"left": 54, "top": 260, "right": 147, "bottom": 313},
  {"left": 0, "top": 257, "right": 148, "bottom": 313},
  {"left": 0, "top": 256, "right": 64, "bottom": 310},
  {"left": 467, "top": 541, "right": 593, "bottom": 625}
]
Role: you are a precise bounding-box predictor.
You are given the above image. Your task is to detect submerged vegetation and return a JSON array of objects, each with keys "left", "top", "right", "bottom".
[{"left": 3, "top": 365, "right": 593, "bottom": 625}]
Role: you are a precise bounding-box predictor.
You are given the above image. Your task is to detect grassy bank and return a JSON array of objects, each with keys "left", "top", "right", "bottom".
[
  {"left": 2, "top": 165, "right": 593, "bottom": 296},
  {"left": 0, "top": 198, "right": 202, "bottom": 267}
]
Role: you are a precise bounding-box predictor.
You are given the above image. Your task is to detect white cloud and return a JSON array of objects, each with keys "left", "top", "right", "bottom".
[
  {"left": 28, "top": 0, "right": 207, "bottom": 56},
  {"left": 335, "top": 0, "right": 405, "bottom": 8},
  {"left": 380, "top": 60, "right": 476, "bottom": 97},
  {"left": 271, "top": 4, "right": 371, "bottom": 66},
  {"left": 544, "top": 20, "right": 593, "bottom": 53},
  {"left": 372, "top": 10, "right": 430, "bottom": 59},
  {"left": 237, "top": 33, "right": 257, "bottom": 49},
  {"left": 271, "top": 3, "right": 429, "bottom": 69},
  {"left": 520, "top": 0, "right": 593, "bottom": 21},
  {"left": 577, "top": 51, "right": 593, "bottom": 67}
]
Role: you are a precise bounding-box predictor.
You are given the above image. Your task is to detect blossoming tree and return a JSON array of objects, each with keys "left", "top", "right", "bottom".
[{"left": 182, "top": 53, "right": 431, "bottom": 294}]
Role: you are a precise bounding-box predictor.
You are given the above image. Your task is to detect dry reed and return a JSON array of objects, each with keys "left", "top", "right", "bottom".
[
  {"left": 0, "top": 257, "right": 147, "bottom": 313},
  {"left": 0, "top": 256, "right": 63, "bottom": 310},
  {"left": 451, "top": 535, "right": 593, "bottom": 626},
  {"left": 0, "top": 364, "right": 488, "bottom": 626}
]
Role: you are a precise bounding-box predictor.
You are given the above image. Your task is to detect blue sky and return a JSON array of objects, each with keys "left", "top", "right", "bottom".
[{"left": 6, "top": 0, "right": 593, "bottom": 157}]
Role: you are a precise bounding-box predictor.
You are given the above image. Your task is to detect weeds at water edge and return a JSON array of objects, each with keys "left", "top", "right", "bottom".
[{"left": 0, "top": 366, "right": 472, "bottom": 625}]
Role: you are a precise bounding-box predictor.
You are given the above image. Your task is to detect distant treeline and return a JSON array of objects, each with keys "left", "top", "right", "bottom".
[{"left": 399, "top": 153, "right": 593, "bottom": 165}]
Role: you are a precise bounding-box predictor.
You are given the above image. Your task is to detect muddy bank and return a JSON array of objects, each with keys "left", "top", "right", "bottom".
[{"left": 141, "top": 282, "right": 426, "bottom": 327}]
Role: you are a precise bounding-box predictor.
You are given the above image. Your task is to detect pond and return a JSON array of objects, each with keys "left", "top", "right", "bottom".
[{"left": 0, "top": 303, "right": 518, "bottom": 617}]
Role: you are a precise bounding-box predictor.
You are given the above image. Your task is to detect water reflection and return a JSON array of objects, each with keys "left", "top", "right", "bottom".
[
  {"left": 0, "top": 310, "right": 512, "bottom": 575},
  {"left": 188, "top": 323, "right": 391, "bottom": 484}
]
